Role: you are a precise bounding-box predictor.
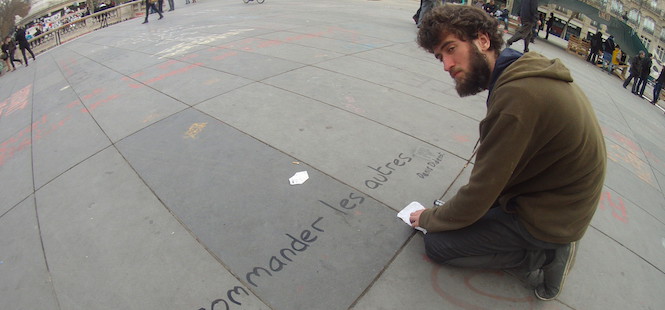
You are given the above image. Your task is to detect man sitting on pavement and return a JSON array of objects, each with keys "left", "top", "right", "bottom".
[{"left": 410, "top": 4, "right": 607, "bottom": 301}]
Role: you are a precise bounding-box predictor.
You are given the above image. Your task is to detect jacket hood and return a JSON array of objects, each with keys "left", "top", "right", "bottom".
[{"left": 492, "top": 49, "right": 574, "bottom": 93}]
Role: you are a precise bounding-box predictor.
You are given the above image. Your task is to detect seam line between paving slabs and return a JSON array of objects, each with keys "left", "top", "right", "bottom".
[
  {"left": 29, "top": 55, "right": 65, "bottom": 310},
  {"left": 62, "top": 45, "right": 196, "bottom": 108},
  {"left": 604, "top": 95, "right": 665, "bottom": 193},
  {"left": 348, "top": 160, "right": 475, "bottom": 308},
  {"left": 588, "top": 225, "right": 665, "bottom": 275},
  {"left": 602, "top": 96, "right": 665, "bottom": 222},
  {"left": 308, "top": 55, "right": 483, "bottom": 121},
  {"left": 603, "top": 183, "right": 665, "bottom": 227}
]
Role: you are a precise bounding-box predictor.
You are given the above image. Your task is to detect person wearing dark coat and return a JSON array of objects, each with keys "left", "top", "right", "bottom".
[
  {"left": 652, "top": 67, "right": 665, "bottom": 105},
  {"left": 623, "top": 51, "right": 644, "bottom": 93},
  {"left": 506, "top": 0, "right": 539, "bottom": 52},
  {"left": 635, "top": 53, "right": 652, "bottom": 97},
  {"left": 544, "top": 12, "right": 554, "bottom": 40},
  {"left": 143, "top": 0, "right": 164, "bottom": 24},
  {"left": 586, "top": 32, "right": 602, "bottom": 64},
  {"left": 2, "top": 36, "right": 22, "bottom": 71},
  {"left": 601, "top": 35, "right": 615, "bottom": 71},
  {"left": 14, "top": 26, "right": 36, "bottom": 66}
]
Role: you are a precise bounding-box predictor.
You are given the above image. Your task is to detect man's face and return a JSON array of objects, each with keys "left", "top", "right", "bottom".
[{"left": 433, "top": 34, "right": 491, "bottom": 97}]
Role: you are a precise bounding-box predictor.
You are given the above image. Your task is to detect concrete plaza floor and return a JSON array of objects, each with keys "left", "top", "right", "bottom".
[{"left": 1, "top": 1, "right": 664, "bottom": 309}]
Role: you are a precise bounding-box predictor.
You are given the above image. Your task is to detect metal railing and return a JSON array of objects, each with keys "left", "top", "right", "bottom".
[{"left": 27, "top": 2, "right": 145, "bottom": 56}]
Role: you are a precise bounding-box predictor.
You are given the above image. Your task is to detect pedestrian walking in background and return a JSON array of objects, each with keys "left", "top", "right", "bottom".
[
  {"left": 143, "top": 0, "right": 164, "bottom": 24},
  {"left": 623, "top": 51, "right": 644, "bottom": 93},
  {"left": 652, "top": 67, "right": 664, "bottom": 105},
  {"left": 2, "top": 36, "right": 22, "bottom": 71},
  {"left": 14, "top": 26, "right": 36, "bottom": 66},
  {"left": 506, "top": 0, "right": 539, "bottom": 53},
  {"left": 416, "top": 0, "right": 440, "bottom": 28},
  {"left": 544, "top": 12, "right": 554, "bottom": 40},
  {"left": 587, "top": 32, "right": 602, "bottom": 64}
]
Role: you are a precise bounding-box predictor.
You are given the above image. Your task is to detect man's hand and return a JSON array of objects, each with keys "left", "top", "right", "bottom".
[{"left": 409, "top": 209, "right": 425, "bottom": 228}]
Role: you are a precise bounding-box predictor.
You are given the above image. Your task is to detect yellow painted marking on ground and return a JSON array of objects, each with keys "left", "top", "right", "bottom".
[{"left": 185, "top": 122, "right": 208, "bottom": 139}]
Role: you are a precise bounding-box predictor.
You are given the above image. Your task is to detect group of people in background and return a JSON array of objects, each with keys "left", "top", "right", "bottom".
[
  {"left": 623, "top": 51, "right": 665, "bottom": 105},
  {"left": 1, "top": 26, "right": 37, "bottom": 75},
  {"left": 586, "top": 31, "right": 664, "bottom": 105}
]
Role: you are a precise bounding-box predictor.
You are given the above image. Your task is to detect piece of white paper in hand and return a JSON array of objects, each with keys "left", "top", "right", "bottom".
[
  {"left": 289, "top": 171, "right": 309, "bottom": 185},
  {"left": 397, "top": 201, "right": 428, "bottom": 234}
]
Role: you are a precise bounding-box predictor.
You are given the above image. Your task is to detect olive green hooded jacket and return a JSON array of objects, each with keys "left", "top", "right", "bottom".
[{"left": 419, "top": 51, "right": 607, "bottom": 244}]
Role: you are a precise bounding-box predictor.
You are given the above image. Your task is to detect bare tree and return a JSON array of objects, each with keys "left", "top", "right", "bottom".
[{"left": 0, "top": 0, "right": 31, "bottom": 38}]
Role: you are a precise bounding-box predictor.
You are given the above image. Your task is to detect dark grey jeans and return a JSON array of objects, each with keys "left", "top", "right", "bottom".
[{"left": 423, "top": 206, "right": 562, "bottom": 270}]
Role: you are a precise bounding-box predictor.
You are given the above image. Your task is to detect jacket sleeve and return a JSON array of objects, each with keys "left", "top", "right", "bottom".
[
  {"left": 419, "top": 111, "right": 533, "bottom": 232},
  {"left": 530, "top": 0, "right": 539, "bottom": 22}
]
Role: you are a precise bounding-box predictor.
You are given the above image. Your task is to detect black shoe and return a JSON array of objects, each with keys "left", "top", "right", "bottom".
[
  {"left": 158, "top": 15, "right": 163, "bottom": 20},
  {"left": 524, "top": 49, "right": 529, "bottom": 53},
  {"left": 504, "top": 250, "right": 546, "bottom": 288},
  {"left": 142, "top": 20, "right": 148, "bottom": 24},
  {"left": 535, "top": 242, "right": 577, "bottom": 301}
]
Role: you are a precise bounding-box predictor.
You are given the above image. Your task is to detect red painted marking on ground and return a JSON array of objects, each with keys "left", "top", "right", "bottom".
[
  {"left": 145, "top": 63, "right": 203, "bottom": 84},
  {"left": 464, "top": 271, "right": 534, "bottom": 303},
  {"left": 158, "top": 59, "right": 179, "bottom": 70},
  {"left": 453, "top": 134, "right": 471, "bottom": 143},
  {"left": 0, "top": 84, "right": 33, "bottom": 117},
  {"left": 0, "top": 114, "right": 69, "bottom": 167},
  {"left": 430, "top": 265, "right": 536, "bottom": 309},
  {"left": 598, "top": 191, "right": 628, "bottom": 223},
  {"left": 81, "top": 88, "right": 105, "bottom": 101},
  {"left": 258, "top": 39, "right": 282, "bottom": 49},
  {"left": 66, "top": 100, "right": 82, "bottom": 109},
  {"left": 212, "top": 51, "right": 239, "bottom": 61},
  {"left": 180, "top": 53, "right": 200, "bottom": 61},
  {"left": 430, "top": 265, "right": 486, "bottom": 310},
  {"left": 84, "top": 94, "right": 121, "bottom": 113}
]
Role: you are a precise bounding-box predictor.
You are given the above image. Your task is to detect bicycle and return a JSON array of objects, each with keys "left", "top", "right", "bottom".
[{"left": 243, "top": 0, "right": 265, "bottom": 4}]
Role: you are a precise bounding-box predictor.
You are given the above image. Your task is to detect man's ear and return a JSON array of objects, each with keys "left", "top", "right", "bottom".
[{"left": 474, "top": 32, "right": 491, "bottom": 52}]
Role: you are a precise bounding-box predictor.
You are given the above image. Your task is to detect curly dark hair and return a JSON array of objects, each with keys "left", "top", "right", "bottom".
[{"left": 417, "top": 4, "right": 504, "bottom": 57}]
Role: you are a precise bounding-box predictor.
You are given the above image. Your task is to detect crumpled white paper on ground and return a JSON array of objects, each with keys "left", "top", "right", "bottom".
[
  {"left": 289, "top": 171, "right": 309, "bottom": 185},
  {"left": 397, "top": 201, "right": 428, "bottom": 234}
]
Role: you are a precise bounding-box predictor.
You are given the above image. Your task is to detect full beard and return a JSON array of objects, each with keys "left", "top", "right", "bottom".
[{"left": 454, "top": 45, "right": 491, "bottom": 97}]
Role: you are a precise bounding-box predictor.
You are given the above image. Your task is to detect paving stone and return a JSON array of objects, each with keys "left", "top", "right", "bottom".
[
  {"left": 115, "top": 108, "right": 412, "bottom": 309},
  {"left": 219, "top": 37, "right": 343, "bottom": 65},
  {"left": 68, "top": 75, "right": 187, "bottom": 142},
  {"left": 351, "top": 235, "right": 574, "bottom": 310},
  {"left": 35, "top": 147, "right": 268, "bottom": 310},
  {"left": 591, "top": 186, "right": 665, "bottom": 271},
  {"left": 558, "top": 227, "right": 665, "bottom": 309},
  {"left": 31, "top": 79, "right": 110, "bottom": 189},
  {"left": 182, "top": 46, "right": 305, "bottom": 81},
  {"left": 263, "top": 65, "right": 479, "bottom": 158},
  {"left": 197, "top": 82, "right": 467, "bottom": 210},
  {"left": 131, "top": 58, "right": 253, "bottom": 105},
  {"left": 257, "top": 30, "right": 383, "bottom": 55},
  {"left": 0, "top": 130, "right": 33, "bottom": 215},
  {"left": 603, "top": 158, "right": 665, "bottom": 222},
  {"left": 0, "top": 197, "right": 59, "bottom": 310}
]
